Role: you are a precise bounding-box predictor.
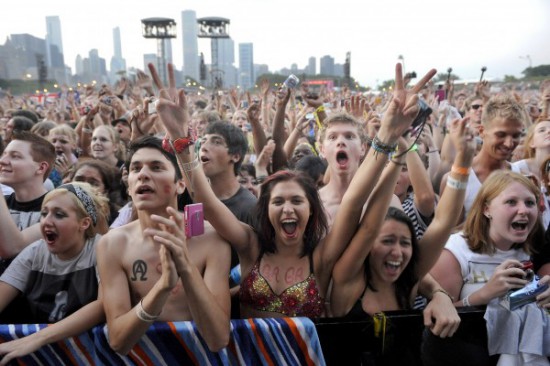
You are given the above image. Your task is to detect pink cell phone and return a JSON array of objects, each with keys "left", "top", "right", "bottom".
[{"left": 184, "top": 203, "right": 204, "bottom": 238}]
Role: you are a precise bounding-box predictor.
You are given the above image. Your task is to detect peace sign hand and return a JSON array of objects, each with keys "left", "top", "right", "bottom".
[
  {"left": 378, "top": 64, "right": 437, "bottom": 142},
  {"left": 148, "top": 63, "right": 189, "bottom": 139}
]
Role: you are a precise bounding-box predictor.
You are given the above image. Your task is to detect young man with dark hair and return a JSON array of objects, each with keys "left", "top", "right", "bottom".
[
  {"left": 200, "top": 121, "right": 257, "bottom": 226},
  {"left": 97, "top": 136, "right": 230, "bottom": 354}
]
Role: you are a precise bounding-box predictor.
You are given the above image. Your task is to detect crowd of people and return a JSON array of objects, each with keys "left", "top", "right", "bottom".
[{"left": 0, "top": 61, "right": 549, "bottom": 365}]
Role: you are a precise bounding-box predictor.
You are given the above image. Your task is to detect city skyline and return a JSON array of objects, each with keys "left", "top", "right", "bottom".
[{"left": 0, "top": 0, "right": 549, "bottom": 87}]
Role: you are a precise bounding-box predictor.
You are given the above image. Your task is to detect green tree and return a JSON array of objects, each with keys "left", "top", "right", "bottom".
[
  {"left": 522, "top": 65, "right": 550, "bottom": 78},
  {"left": 503, "top": 75, "right": 519, "bottom": 82}
]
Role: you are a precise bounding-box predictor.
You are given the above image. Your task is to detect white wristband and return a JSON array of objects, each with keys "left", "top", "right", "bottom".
[
  {"left": 447, "top": 176, "right": 468, "bottom": 190},
  {"left": 462, "top": 294, "right": 471, "bottom": 307},
  {"left": 135, "top": 299, "right": 160, "bottom": 322}
]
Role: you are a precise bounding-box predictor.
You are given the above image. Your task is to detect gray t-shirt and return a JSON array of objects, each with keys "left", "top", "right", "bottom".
[{"left": 0, "top": 234, "right": 100, "bottom": 323}]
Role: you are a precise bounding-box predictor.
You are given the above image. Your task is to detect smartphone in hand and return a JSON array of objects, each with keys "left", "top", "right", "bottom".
[{"left": 184, "top": 203, "right": 204, "bottom": 238}]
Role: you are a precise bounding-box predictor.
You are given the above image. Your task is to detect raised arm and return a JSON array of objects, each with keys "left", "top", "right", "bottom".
[
  {"left": 150, "top": 63, "right": 255, "bottom": 261},
  {"left": 330, "top": 140, "right": 406, "bottom": 289},
  {"left": 283, "top": 117, "right": 309, "bottom": 160},
  {"left": 415, "top": 117, "right": 476, "bottom": 278},
  {"left": 325, "top": 65, "right": 437, "bottom": 283},
  {"left": 271, "top": 88, "right": 291, "bottom": 171},
  {"left": 406, "top": 139, "right": 436, "bottom": 218},
  {"left": 247, "top": 101, "right": 267, "bottom": 156}
]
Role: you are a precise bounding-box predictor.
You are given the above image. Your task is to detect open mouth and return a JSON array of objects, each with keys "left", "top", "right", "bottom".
[
  {"left": 336, "top": 151, "right": 349, "bottom": 166},
  {"left": 44, "top": 231, "right": 58, "bottom": 243},
  {"left": 281, "top": 219, "right": 298, "bottom": 236},
  {"left": 136, "top": 185, "right": 154, "bottom": 194},
  {"left": 200, "top": 156, "right": 210, "bottom": 163},
  {"left": 511, "top": 221, "right": 528, "bottom": 231},
  {"left": 385, "top": 260, "right": 401, "bottom": 269},
  {"left": 384, "top": 260, "right": 402, "bottom": 275}
]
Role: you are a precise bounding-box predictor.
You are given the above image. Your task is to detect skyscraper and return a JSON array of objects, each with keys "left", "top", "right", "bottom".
[
  {"left": 181, "top": 10, "right": 199, "bottom": 81},
  {"left": 217, "top": 38, "right": 235, "bottom": 87},
  {"left": 307, "top": 57, "right": 316, "bottom": 75},
  {"left": 320, "top": 55, "right": 335, "bottom": 76},
  {"left": 110, "top": 27, "right": 126, "bottom": 78},
  {"left": 239, "top": 43, "right": 254, "bottom": 90},
  {"left": 45, "top": 16, "right": 64, "bottom": 68},
  {"left": 113, "top": 27, "right": 122, "bottom": 59}
]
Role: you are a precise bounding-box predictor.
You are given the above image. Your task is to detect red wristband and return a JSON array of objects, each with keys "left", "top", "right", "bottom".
[{"left": 162, "top": 136, "right": 195, "bottom": 154}]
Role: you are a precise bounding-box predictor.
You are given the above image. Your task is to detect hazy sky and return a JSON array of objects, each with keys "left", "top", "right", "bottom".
[{"left": 1, "top": 0, "right": 549, "bottom": 87}]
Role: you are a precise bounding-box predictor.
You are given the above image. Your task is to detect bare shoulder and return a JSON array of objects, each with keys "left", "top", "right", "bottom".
[
  {"left": 98, "top": 221, "right": 140, "bottom": 252},
  {"left": 187, "top": 221, "right": 231, "bottom": 265}
]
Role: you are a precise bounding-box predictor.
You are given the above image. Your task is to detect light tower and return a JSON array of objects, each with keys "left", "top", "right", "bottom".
[
  {"left": 197, "top": 17, "right": 230, "bottom": 89},
  {"left": 141, "top": 18, "right": 177, "bottom": 85}
]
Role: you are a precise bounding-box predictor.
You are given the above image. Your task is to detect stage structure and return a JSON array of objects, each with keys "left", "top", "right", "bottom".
[
  {"left": 141, "top": 18, "right": 177, "bottom": 85},
  {"left": 197, "top": 17, "right": 230, "bottom": 89}
]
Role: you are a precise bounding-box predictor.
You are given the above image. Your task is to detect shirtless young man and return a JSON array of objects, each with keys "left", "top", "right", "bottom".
[
  {"left": 97, "top": 136, "right": 230, "bottom": 354},
  {"left": 318, "top": 113, "right": 402, "bottom": 225},
  {"left": 0, "top": 136, "right": 231, "bottom": 362},
  {"left": 318, "top": 113, "right": 367, "bottom": 225}
]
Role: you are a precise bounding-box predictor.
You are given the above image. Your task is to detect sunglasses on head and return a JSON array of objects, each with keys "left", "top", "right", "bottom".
[{"left": 471, "top": 104, "right": 483, "bottom": 110}]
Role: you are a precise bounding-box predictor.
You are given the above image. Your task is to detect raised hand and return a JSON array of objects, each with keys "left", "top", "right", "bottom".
[
  {"left": 247, "top": 101, "right": 261, "bottom": 123},
  {"left": 448, "top": 116, "right": 476, "bottom": 160},
  {"left": 379, "top": 64, "right": 437, "bottom": 141},
  {"left": 136, "top": 69, "right": 154, "bottom": 96},
  {"left": 115, "top": 77, "right": 129, "bottom": 96},
  {"left": 255, "top": 140, "right": 275, "bottom": 177},
  {"left": 148, "top": 63, "right": 189, "bottom": 139},
  {"left": 259, "top": 78, "right": 270, "bottom": 99}
]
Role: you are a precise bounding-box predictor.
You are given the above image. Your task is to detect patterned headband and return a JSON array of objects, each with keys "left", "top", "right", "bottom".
[{"left": 59, "top": 184, "right": 98, "bottom": 225}]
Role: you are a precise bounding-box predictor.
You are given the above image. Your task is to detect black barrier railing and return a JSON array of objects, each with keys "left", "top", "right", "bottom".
[{"left": 314, "top": 306, "right": 488, "bottom": 366}]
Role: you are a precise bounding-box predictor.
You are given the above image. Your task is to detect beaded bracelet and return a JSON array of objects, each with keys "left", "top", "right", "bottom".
[
  {"left": 371, "top": 135, "right": 397, "bottom": 155},
  {"left": 136, "top": 299, "right": 160, "bottom": 322}
]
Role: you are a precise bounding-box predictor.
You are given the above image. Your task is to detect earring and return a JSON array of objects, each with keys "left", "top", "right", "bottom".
[{"left": 485, "top": 214, "right": 492, "bottom": 219}]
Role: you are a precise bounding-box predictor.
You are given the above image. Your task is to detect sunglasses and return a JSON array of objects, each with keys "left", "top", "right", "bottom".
[{"left": 471, "top": 104, "right": 483, "bottom": 110}]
